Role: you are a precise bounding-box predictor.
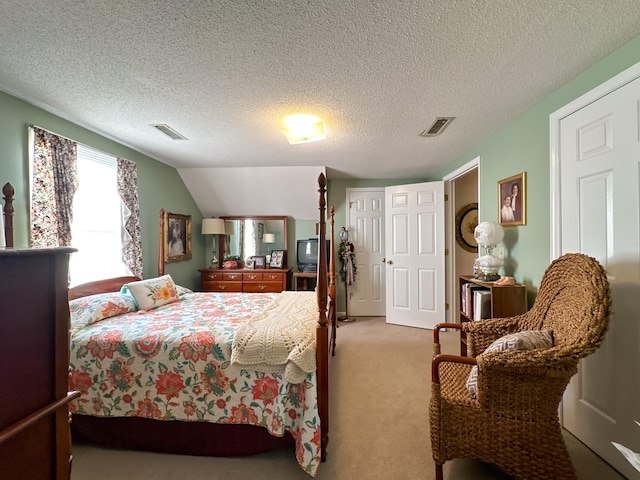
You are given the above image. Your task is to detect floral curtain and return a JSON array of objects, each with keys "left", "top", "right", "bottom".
[
  {"left": 31, "top": 127, "right": 78, "bottom": 247},
  {"left": 117, "top": 158, "right": 143, "bottom": 278}
]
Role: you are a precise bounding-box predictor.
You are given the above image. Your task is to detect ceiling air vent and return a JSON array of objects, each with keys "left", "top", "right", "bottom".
[
  {"left": 151, "top": 124, "right": 188, "bottom": 141},
  {"left": 419, "top": 117, "right": 455, "bottom": 137}
]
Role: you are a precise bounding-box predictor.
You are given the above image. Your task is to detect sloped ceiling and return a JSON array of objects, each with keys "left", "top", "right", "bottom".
[{"left": 0, "top": 1, "right": 639, "bottom": 182}]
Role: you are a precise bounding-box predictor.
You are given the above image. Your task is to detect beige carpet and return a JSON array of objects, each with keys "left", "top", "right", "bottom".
[{"left": 71, "top": 317, "right": 625, "bottom": 480}]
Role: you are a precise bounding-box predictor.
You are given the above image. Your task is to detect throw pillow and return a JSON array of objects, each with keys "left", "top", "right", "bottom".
[
  {"left": 122, "top": 274, "right": 181, "bottom": 311},
  {"left": 466, "top": 330, "right": 553, "bottom": 399},
  {"left": 70, "top": 291, "right": 137, "bottom": 332}
]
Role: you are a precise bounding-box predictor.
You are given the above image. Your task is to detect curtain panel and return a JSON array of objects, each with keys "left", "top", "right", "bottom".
[
  {"left": 30, "top": 127, "right": 78, "bottom": 247},
  {"left": 117, "top": 158, "right": 143, "bottom": 278}
]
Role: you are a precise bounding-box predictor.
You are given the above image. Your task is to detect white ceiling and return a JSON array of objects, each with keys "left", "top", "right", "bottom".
[{"left": 1, "top": 1, "right": 639, "bottom": 180}]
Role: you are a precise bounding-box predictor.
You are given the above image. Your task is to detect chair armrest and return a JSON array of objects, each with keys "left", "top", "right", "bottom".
[
  {"left": 431, "top": 353, "right": 477, "bottom": 384},
  {"left": 432, "top": 323, "right": 463, "bottom": 355},
  {"left": 475, "top": 348, "right": 578, "bottom": 414}
]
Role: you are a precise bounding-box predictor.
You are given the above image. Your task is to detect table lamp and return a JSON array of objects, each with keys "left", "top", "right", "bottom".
[
  {"left": 202, "top": 218, "right": 226, "bottom": 268},
  {"left": 473, "top": 221, "right": 504, "bottom": 282}
]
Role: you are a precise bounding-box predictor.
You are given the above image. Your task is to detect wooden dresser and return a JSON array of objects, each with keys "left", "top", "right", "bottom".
[
  {"left": 0, "top": 247, "right": 79, "bottom": 480},
  {"left": 199, "top": 268, "right": 290, "bottom": 293}
]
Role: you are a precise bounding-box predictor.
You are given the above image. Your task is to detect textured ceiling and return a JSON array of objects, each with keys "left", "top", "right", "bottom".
[{"left": 1, "top": 1, "right": 639, "bottom": 179}]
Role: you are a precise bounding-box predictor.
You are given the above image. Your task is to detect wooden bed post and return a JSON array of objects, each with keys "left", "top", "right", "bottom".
[
  {"left": 158, "top": 209, "right": 165, "bottom": 276},
  {"left": 316, "top": 173, "right": 330, "bottom": 462},
  {"left": 3, "top": 182, "right": 14, "bottom": 248}
]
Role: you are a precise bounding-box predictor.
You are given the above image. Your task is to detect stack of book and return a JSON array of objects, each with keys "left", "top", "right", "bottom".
[{"left": 461, "top": 282, "right": 491, "bottom": 320}]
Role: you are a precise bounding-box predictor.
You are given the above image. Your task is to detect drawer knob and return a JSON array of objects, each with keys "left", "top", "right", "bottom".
[
  {"left": 229, "top": 274, "right": 238, "bottom": 280},
  {"left": 219, "top": 285, "right": 226, "bottom": 290},
  {"left": 249, "top": 274, "right": 258, "bottom": 279},
  {"left": 207, "top": 274, "right": 216, "bottom": 280},
  {"left": 259, "top": 285, "right": 267, "bottom": 290}
]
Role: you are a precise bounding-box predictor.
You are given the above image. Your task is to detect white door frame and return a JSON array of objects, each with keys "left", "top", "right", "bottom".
[
  {"left": 443, "top": 157, "right": 481, "bottom": 323},
  {"left": 550, "top": 61, "right": 640, "bottom": 259}
]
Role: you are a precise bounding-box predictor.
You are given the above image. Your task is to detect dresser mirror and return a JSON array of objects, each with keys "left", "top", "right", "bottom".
[{"left": 219, "top": 215, "right": 288, "bottom": 266}]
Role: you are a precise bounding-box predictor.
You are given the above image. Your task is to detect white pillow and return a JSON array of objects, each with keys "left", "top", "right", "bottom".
[
  {"left": 466, "top": 330, "right": 553, "bottom": 399},
  {"left": 121, "top": 274, "right": 181, "bottom": 311}
]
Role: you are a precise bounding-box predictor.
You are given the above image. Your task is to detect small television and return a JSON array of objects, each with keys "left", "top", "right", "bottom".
[{"left": 297, "top": 238, "right": 330, "bottom": 273}]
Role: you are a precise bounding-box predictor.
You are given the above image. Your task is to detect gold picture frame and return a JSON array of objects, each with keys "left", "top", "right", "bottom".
[
  {"left": 498, "top": 172, "right": 526, "bottom": 226},
  {"left": 165, "top": 212, "right": 192, "bottom": 262}
]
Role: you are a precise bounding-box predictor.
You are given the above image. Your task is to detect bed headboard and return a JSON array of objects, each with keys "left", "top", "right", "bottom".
[{"left": 2, "top": 182, "right": 14, "bottom": 247}]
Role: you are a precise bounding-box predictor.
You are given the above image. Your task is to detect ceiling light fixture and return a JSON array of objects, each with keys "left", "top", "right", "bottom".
[
  {"left": 419, "top": 117, "right": 455, "bottom": 137},
  {"left": 282, "top": 114, "right": 326, "bottom": 145},
  {"left": 151, "top": 124, "right": 188, "bottom": 141}
]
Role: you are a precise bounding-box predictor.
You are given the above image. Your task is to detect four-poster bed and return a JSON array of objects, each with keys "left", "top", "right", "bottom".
[{"left": 67, "top": 174, "right": 336, "bottom": 476}]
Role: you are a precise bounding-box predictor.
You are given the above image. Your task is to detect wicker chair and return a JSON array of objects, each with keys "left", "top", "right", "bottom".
[{"left": 430, "top": 253, "right": 611, "bottom": 480}]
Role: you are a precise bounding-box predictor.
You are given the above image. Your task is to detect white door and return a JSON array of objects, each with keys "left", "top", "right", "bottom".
[
  {"left": 346, "top": 188, "right": 385, "bottom": 316},
  {"left": 557, "top": 74, "right": 640, "bottom": 478},
  {"left": 385, "top": 181, "right": 445, "bottom": 329}
]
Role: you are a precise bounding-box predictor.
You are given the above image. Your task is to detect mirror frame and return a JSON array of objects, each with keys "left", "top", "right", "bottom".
[{"left": 219, "top": 215, "right": 288, "bottom": 268}]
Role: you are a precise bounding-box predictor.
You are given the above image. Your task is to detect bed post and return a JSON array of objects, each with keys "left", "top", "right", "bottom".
[
  {"left": 158, "top": 209, "right": 165, "bottom": 276},
  {"left": 316, "top": 173, "right": 329, "bottom": 462},
  {"left": 3, "top": 182, "right": 14, "bottom": 248}
]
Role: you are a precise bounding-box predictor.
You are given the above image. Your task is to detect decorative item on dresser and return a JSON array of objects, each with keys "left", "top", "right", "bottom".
[
  {"left": 0, "top": 244, "right": 79, "bottom": 480},
  {"left": 68, "top": 174, "right": 336, "bottom": 476}
]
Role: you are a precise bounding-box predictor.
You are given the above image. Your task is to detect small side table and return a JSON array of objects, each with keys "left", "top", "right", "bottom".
[{"left": 293, "top": 271, "right": 317, "bottom": 291}]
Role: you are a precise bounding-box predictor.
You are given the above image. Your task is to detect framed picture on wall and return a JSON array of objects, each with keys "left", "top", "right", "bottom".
[
  {"left": 498, "top": 172, "right": 526, "bottom": 226},
  {"left": 165, "top": 212, "right": 192, "bottom": 262}
]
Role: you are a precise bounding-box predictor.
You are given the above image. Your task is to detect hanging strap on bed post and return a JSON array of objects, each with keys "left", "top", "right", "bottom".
[
  {"left": 3, "top": 182, "right": 14, "bottom": 248},
  {"left": 158, "top": 209, "right": 165, "bottom": 276}
]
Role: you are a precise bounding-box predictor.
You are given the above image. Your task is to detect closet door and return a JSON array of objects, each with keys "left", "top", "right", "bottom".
[{"left": 558, "top": 74, "right": 640, "bottom": 479}]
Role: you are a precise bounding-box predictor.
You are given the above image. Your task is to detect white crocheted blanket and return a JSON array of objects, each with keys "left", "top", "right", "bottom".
[{"left": 231, "top": 291, "right": 319, "bottom": 384}]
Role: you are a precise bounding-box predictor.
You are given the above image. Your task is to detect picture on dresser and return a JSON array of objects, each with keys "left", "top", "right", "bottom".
[
  {"left": 165, "top": 212, "right": 192, "bottom": 262},
  {"left": 253, "top": 256, "right": 266, "bottom": 268},
  {"left": 270, "top": 250, "right": 284, "bottom": 268}
]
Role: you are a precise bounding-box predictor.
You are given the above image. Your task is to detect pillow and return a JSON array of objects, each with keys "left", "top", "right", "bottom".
[
  {"left": 175, "top": 284, "right": 193, "bottom": 297},
  {"left": 69, "top": 291, "right": 137, "bottom": 331},
  {"left": 466, "top": 330, "right": 553, "bottom": 399},
  {"left": 122, "top": 274, "right": 181, "bottom": 311}
]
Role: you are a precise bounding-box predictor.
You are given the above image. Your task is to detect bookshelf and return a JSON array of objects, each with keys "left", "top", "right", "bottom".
[{"left": 458, "top": 275, "right": 528, "bottom": 355}]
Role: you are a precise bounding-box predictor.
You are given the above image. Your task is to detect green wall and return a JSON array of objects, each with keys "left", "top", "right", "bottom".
[
  {"left": 0, "top": 91, "right": 205, "bottom": 290},
  {"left": 432, "top": 34, "right": 640, "bottom": 296}
]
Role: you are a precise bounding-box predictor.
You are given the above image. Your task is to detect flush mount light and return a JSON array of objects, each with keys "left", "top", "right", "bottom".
[{"left": 282, "top": 114, "right": 326, "bottom": 145}]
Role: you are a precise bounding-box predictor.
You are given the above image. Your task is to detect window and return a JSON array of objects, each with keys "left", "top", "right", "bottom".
[{"left": 69, "top": 145, "right": 131, "bottom": 286}]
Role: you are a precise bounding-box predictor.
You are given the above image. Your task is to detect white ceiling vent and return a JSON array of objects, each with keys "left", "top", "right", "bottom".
[
  {"left": 420, "top": 117, "right": 455, "bottom": 137},
  {"left": 151, "top": 124, "right": 188, "bottom": 140}
]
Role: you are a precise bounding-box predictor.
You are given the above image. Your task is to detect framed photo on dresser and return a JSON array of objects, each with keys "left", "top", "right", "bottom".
[
  {"left": 253, "top": 256, "right": 266, "bottom": 268},
  {"left": 270, "top": 250, "right": 284, "bottom": 269}
]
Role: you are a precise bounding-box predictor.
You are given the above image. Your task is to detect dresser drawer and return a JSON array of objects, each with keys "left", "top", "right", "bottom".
[
  {"left": 263, "top": 271, "right": 285, "bottom": 282},
  {"left": 243, "top": 272, "right": 263, "bottom": 281},
  {"left": 201, "top": 281, "right": 243, "bottom": 293},
  {"left": 243, "top": 282, "right": 282, "bottom": 293}
]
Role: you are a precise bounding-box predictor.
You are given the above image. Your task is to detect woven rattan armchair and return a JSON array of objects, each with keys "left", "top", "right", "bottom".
[{"left": 430, "top": 253, "right": 611, "bottom": 480}]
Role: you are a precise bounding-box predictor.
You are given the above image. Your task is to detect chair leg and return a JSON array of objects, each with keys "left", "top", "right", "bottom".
[{"left": 435, "top": 462, "right": 443, "bottom": 480}]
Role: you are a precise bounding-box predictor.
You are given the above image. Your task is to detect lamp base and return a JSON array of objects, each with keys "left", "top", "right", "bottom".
[
  {"left": 478, "top": 272, "right": 501, "bottom": 282},
  {"left": 210, "top": 254, "right": 219, "bottom": 269}
]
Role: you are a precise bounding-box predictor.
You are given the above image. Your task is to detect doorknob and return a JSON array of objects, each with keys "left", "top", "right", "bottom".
[
  {"left": 387, "top": 259, "right": 393, "bottom": 265},
  {"left": 382, "top": 258, "right": 392, "bottom": 265}
]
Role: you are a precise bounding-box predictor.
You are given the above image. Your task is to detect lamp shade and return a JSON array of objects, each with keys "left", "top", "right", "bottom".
[
  {"left": 473, "top": 221, "right": 504, "bottom": 247},
  {"left": 202, "top": 218, "right": 226, "bottom": 235},
  {"left": 263, "top": 233, "right": 276, "bottom": 243}
]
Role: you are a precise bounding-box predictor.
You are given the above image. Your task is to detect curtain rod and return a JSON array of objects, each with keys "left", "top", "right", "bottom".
[{"left": 28, "top": 124, "right": 80, "bottom": 144}]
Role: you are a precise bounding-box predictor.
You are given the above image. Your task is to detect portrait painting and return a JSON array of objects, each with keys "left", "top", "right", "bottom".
[
  {"left": 165, "top": 212, "right": 192, "bottom": 262},
  {"left": 498, "top": 172, "right": 526, "bottom": 226}
]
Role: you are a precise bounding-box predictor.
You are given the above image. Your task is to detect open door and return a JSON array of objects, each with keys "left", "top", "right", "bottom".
[{"left": 385, "top": 181, "right": 445, "bottom": 329}]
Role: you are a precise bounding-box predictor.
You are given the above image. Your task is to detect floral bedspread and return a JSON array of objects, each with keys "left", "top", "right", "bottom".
[{"left": 69, "top": 292, "right": 321, "bottom": 476}]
